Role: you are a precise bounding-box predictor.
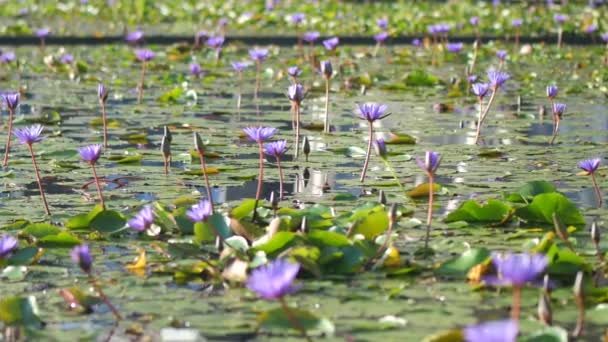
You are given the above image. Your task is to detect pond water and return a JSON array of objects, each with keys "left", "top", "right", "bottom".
[{"left": 1, "top": 39, "right": 607, "bottom": 341}]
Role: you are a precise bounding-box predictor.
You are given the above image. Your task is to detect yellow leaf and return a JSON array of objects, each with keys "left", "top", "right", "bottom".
[
  {"left": 126, "top": 249, "right": 146, "bottom": 277},
  {"left": 383, "top": 246, "right": 400, "bottom": 268},
  {"left": 407, "top": 183, "right": 441, "bottom": 198}
]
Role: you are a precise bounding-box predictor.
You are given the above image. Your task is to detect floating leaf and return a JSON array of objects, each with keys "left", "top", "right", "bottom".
[
  {"left": 524, "top": 326, "right": 568, "bottom": 342},
  {"left": 444, "top": 199, "right": 513, "bottom": 224},
  {"left": 158, "top": 87, "right": 183, "bottom": 103},
  {"left": 407, "top": 183, "right": 441, "bottom": 198},
  {"left": 257, "top": 307, "right": 335, "bottom": 336},
  {"left": 386, "top": 132, "right": 416, "bottom": 145},
  {"left": 38, "top": 232, "right": 81, "bottom": 248},
  {"left": 22, "top": 223, "right": 61, "bottom": 238},
  {"left": 0, "top": 296, "right": 43, "bottom": 329},
  {"left": 515, "top": 193, "right": 585, "bottom": 225},
  {"left": 231, "top": 199, "right": 258, "bottom": 220},
  {"left": 308, "top": 230, "right": 351, "bottom": 247},
  {"left": 90, "top": 210, "right": 127, "bottom": 233},
  {"left": 504, "top": 181, "right": 557, "bottom": 203},
  {"left": 436, "top": 248, "right": 490, "bottom": 277},
  {"left": 253, "top": 232, "right": 298, "bottom": 257},
  {"left": 351, "top": 209, "right": 389, "bottom": 240},
  {"left": 66, "top": 205, "right": 104, "bottom": 230}
]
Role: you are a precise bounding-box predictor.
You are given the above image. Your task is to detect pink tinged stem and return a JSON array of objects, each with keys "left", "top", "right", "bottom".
[
  {"left": 279, "top": 297, "right": 312, "bottom": 342},
  {"left": 88, "top": 274, "right": 122, "bottom": 321},
  {"left": 3, "top": 108, "right": 14, "bottom": 168},
  {"left": 27, "top": 144, "right": 51, "bottom": 216},
  {"left": 295, "top": 103, "right": 300, "bottom": 159},
  {"left": 550, "top": 118, "right": 560, "bottom": 145},
  {"left": 198, "top": 150, "right": 214, "bottom": 212},
  {"left": 90, "top": 163, "right": 106, "bottom": 210},
  {"left": 255, "top": 61, "right": 261, "bottom": 98},
  {"left": 511, "top": 286, "right": 522, "bottom": 321},
  {"left": 101, "top": 101, "right": 108, "bottom": 149},
  {"left": 237, "top": 72, "right": 242, "bottom": 109},
  {"left": 549, "top": 99, "right": 556, "bottom": 136},
  {"left": 277, "top": 157, "right": 284, "bottom": 200},
  {"left": 137, "top": 61, "right": 146, "bottom": 104},
  {"left": 360, "top": 123, "right": 374, "bottom": 182},
  {"left": 423, "top": 174, "right": 434, "bottom": 250},
  {"left": 591, "top": 173, "right": 603, "bottom": 208},
  {"left": 255, "top": 142, "right": 264, "bottom": 203},
  {"left": 324, "top": 77, "right": 330, "bottom": 133},
  {"left": 475, "top": 87, "right": 498, "bottom": 144}
]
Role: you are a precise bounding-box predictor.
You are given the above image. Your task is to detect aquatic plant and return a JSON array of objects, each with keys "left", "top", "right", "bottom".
[
  {"left": 231, "top": 61, "right": 249, "bottom": 108},
  {"left": 578, "top": 158, "right": 602, "bottom": 207},
  {"left": 2, "top": 92, "right": 20, "bottom": 167},
  {"left": 473, "top": 70, "right": 510, "bottom": 144},
  {"left": 135, "top": 49, "right": 155, "bottom": 104},
  {"left": 484, "top": 252, "right": 548, "bottom": 321},
  {"left": 321, "top": 60, "right": 333, "bottom": 133},
  {"left": 128, "top": 206, "right": 155, "bottom": 232},
  {"left": 550, "top": 103, "right": 566, "bottom": 144},
  {"left": 265, "top": 140, "right": 287, "bottom": 199},
  {"left": 554, "top": 14, "right": 567, "bottom": 48},
  {"left": 303, "top": 31, "right": 320, "bottom": 64},
  {"left": 512, "top": 19, "right": 522, "bottom": 50},
  {"left": 287, "top": 65, "right": 301, "bottom": 84},
  {"left": 247, "top": 259, "right": 310, "bottom": 341},
  {"left": 373, "top": 31, "right": 389, "bottom": 57},
  {"left": 356, "top": 103, "right": 389, "bottom": 182},
  {"left": 70, "top": 244, "right": 122, "bottom": 320},
  {"left": 375, "top": 138, "right": 405, "bottom": 193},
  {"left": 125, "top": 30, "right": 143, "bottom": 44},
  {"left": 322, "top": 37, "right": 339, "bottom": 53},
  {"left": 416, "top": 151, "right": 441, "bottom": 251},
  {"left": 463, "top": 319, "right": 518, "bottom": 342},
  {"left": 79, "top": 144, "right": 105, "bottom": 209},
  {"left": 97, "top": 83, "right": 109, "bottom": 148},
  {"left": 290, "top": 13, "right": 305, "bottom": 56},
  {"left": 206, "top": 36, "right": 224, "bottom": 64},
  {"left": 249, "top": 48, "right": 269, "bottom": 98},
  {"left": 13, "top": 125, "right": 51, "bottom": 215},
  {"left": 161, "top": 126, "right": 172, "bottom": 176},
  {"left": 243, "top": 126, "right": 277, "bottom": 205},
  {"left": 0, "top": 235, "right": 18, "bottom": 259},
  {"left": 35, "top": 28, "right": 50, "bottom": 50},
  {"left": 193, "top": 132, "right": 214, "bottom": 211},
  {"left": 287, "top": 83, "right": 304, "bottom": 159}
]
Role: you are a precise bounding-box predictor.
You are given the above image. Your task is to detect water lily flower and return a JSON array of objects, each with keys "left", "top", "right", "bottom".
[
  {"left": 247, "top": 259, "right": 301, "bottom": 300},
  {"left": 511, "top": 19, "right": 523, "bottom": 27},
  {"left": 128, "top": 206, "right": 155, "bottom": 232},
  {"left": 416, "top": 151, "right": 441, "bottom": 175},
  {"left": 467, "top": 75, "right": 478, "bottom": 84},
  {"left": 190, "top": 63, "right": 203, "bottom": 77},
  {"left": 98, "top": 83, "right": 109, "bottom": 102},
  {"left": 578, "top": 158, "right": 603, "bottom": 207},
  {"left": 265, "top": 140, "right": 288, "bottom": 199},
  {"left": 375, "top": 138, "right": 387, "bottom": 160},
  {"left": 79, "top": 144, "right": 105, "bottom": 209},
  {"left": 288, "top": 83, "right": 304, "bottom": 104},
  {"left": 135, "top": 49, "right": 155, "bottom": 62},
  {"left": 485, "top": 252, "right": 548, "bottom": 320},
  {"left": 546, "top": 85, "right": 558, "bottom": 99},
  {"left": 321, "top": 60, "right": 333, "bottom": 133},
  {"left": 377, "top": 18, "right": 388, "bottom": 30},
  {"left": 125, "top": 30, "right": 144, "bottom": 43},
  {"left": 303, "top": 31, "right": 320, "bottom": 43},
  {"left": 496, "top": 50, "right": 507, "bottom": 61},
  {"left": 287, "top": 66, "right": 302, "bottom": 80},
  {"left": 36, "top": 28, "right": 50, "bottom": 38},
  {"left": 290, "top": 13, "right": 305, "bottom": 24},
  {"left": 71, "top": 244, "right": 93, "bottom": 274},
  {"left": 601, "top": 33, "right": 608, "bottom": 43},
  {"left": 446, "top": 42, "right": 463, "bottom": 53},
  {"left": 470, "top": 16, "right": 479, "bottom": 26},
  {"left": 464, "top": 319, "right": 518, "bottom": 342},
  {"left": 3, "top": 92, "right": 20, "bottom": 167},
  {"left": 487, "top": 70, "right": 510, "bottom": 89},
  {"left": 13, "top": 124, "right": 45, "bottom": 145},
  {"left": 322, "top": 37, "right": 339, "bottom": 51},
  {"left": 412, "top": 38, "right": 422, "bottom": 47},
  {"left": 1, "top": 51, "right": 15, "bottom": 64},
  {"left": 249, "top": 48, "right": 269, "bottom": 62},
  {"left": 374, "top": 31, "right": 389, "bottom": 43},
  {"left": 585, "top": 24, "right": 598, "bottom": 34},
  {"left": 60, "top": 54, "right": 74, "bottom": 65},
  {"left": 320, "top": 60, "right": 332, "bottom": 79},
  {"left": 357, "top": 103, "right": 389, "bottom": 182},
  {"left": 186, "top": 198, "right": 213, "bottom": 222},
  {"left": 0, "top": 235, "right": 18, "bottom": 259},
  {"left": 554, "top": 14, "right": 567, "bottom": 24},
  {"left": 97, "top": 84, "right": 110, "bottom": 148},
  {"left": 231, "top": 61, "right": 249, "bottom": 72},
  {"left": 243, "top": 126, "right": 277, "bottom": 143},
  {"left": 472, "top": 83, "right": 490, "bottom": 99},
  {"left": 553, "top": 103, "right": 566, "bottom": 119},
  {"left": 206, "top": 36, "right": 224, "bottom": 50}
]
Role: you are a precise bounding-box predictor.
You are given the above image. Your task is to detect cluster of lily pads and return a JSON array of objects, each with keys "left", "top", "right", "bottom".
[{"left": 0, "top": 1, "right": 607, "bottom": 341}]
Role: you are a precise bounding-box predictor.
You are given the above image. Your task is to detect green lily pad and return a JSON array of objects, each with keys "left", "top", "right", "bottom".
[
  {"left": 436, "top": 248, "right": 490, "bottom": 277},
  {"left": 515, "top": 193, "right": 585, "bottom": 225},
  {"left": 444, "top": 199, "right": 513, "bottom": 224}
]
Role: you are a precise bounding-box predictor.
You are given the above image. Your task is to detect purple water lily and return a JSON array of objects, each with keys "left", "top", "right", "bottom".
[
  {"left": 128, "top": 206, "right": 155, "bottom": 232},
  {"left": 290, "top": 13, "right": 305, "bottom": 24},
  {"left": 303, "top": 31, "right": 320, "bottom": 43},
  {"left": 231, "top": 61, "right": 249, "bottom": 72},
  {"left": 3, "top": 92, "right": 20, "bottom": 167},
  {"left": 249, "top": 48, "right": 269, "bottom": 62},
  {"left": 464, "top": 320, "right": 518, "bottom": 342},
  {"left": 60, "top": 54, "right": 74, "bottom": 65},
  {"left": 13, "top": 124, "right": 45, "bottom": 145},
  {"left": 36, "top": 28, "right": 50, "bottom": 38},
  {"left": 487, "top": 70, "right": 510, "bottom": 89},
  {"left": 470, "top": 16, "right": 479, "bottom": 26},
  {"left": 496, "top": 50, "right": 507, "bottom": 61},
  {"left": 125, "top": 30, "right": 144, "bottom": 43},
  {"left": 190, "top": 63, "right": 204, "bottom": 77},
  {"left": 247, "top": 259, "right": 301, "bottom": 300},
  {"left": 377, "top": 18, "right": 388, "bottom": 30},
  {"left": 446, "top": 42, "right": 463, "bottom": 53},
  {"left": 287, "top": 66, "right": 302, "bottom": 78},
  {"left": 288, "top": 83, "right": 304, "bottom": 103},
  {"left": 243, "top": 126, "right": 277, "bottom": 143},
  {"left": 511, "top": 19, "right": 523, "bottom": 27},
  {"left": 71, "top": 244, "right": 93, "bottom": 273},
  {"left": 80, "top": 144, "right": 105, "bottom": 209},
  {"left": 416, "top": 151, "right": 441, "bottom": 175},
  {"left": 467, "top": 75, "right": 478, "bottom": 84},
  {"left": 358, "top": 103, "right": 389, "bottom": 182},
  {"left": 472, "top": 83, "right": 490, "bottom": 99},
  {"left": 186, "top": 198, "right": 213, "bottom": 222},
  {"left": 322, "top": 37, "right": 339, "bottom": 51},
  {"left": 579, "top": 158, "right": 601, "bottom": 174},
  {"left": 135, "top": 49, "right": 155, "bottom": 62},
  {"left": 0, "top": 235, "right": 18, "bottom": 259},
  {"left": 265, "top": 140, "right": 288, "bottom": 199},
  {"left": 546, "top": 85, "right": 558, "bottom": 99},
  {"left": 554, "top": 14, "right": 567, "bottom": 24},
  {"left": 1, "top": 51, "right": 15, "bottom": 64},
  {"left": 375, "top": 138, "right": 387, "bottom": 159},
  {"left": 206, "top": 36, "right": 224, "bottom": 50},
  {"left": 374, "top": 32, "right": 389, "bottom": 43}
]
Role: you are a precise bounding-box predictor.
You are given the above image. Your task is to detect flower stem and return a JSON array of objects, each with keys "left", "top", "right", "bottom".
[
  {"left": 550, "top": 118, "right": 560, "bottom": 145},
  {"left": 383, "top": 160, "right": 406, "bottom": 194},
  {"left": 591, "top": 173, "right": 603, "bottom": 208},
  {"left": 197, "top": 149, "right": 214, "bottom": 212},
  {"left": 295, "top": 103, "right": 300, "bottom": 159},
  {"left": 277, "top": 157, "right": 284, "bottom": 200},
  {"left": 557, "top": 27, "right": 563, "bottom": 49},
  {"left": 279, "top": 297, "right": 312, "bottom": 342},
  {"left": 511, "top": 286, "right": 522, "bottom": 321},
  {"left": 101, "top": 101, "right": 108, "bottom": 149},
  {"left": 90, "top": 163, "right": 106, "bottom": 210},
  {"left": 137, "top": 61, "right": 146, "bottom": 104},
  {"left": 27, "top": 144, "right": 51, "bottom": 216},
  {"left": 237, "top": 72, "right": 243, "bottom": 109},
  {"left": 324, "top": 78, "right": 330, "bottom": 133},
  {"left": 474, "top": 88, "right": 498, "bottom": 144},
  {"left": 255, "top": 61, "right": 261, "bottom": 99},
  {"left": 3, "top": 108, "right": 14, "bottom": 168},
  {"left": 255, "top": 142, "right": 264, "bottom": 203},
  {"left": 423, "top": 174, "right": 434, "bottom": 251},
  {"left": 88, "top": 273, "right": 122, "bottom": 321},
  {"left": 360, "top": 123, "right": 374, "bottom": 182}
]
